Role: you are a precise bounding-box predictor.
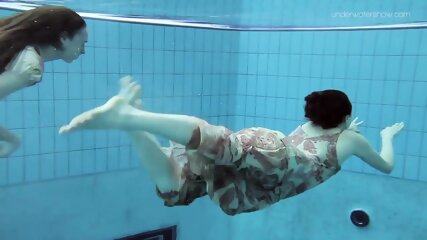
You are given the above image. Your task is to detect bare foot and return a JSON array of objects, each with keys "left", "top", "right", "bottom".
[
  {"left": 59, "top": 76, "right": 144, "bottom": 134},
  {"left": 118, "top": 75, "right": 143, "bottom": 109},
  {"left": 59, "top": 96, "right": 135, "bottom": 134}
]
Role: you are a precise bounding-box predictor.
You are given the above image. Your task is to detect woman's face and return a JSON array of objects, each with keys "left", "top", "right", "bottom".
[{"left": 59, "top": 27, "right": 88, "bottom": 63}]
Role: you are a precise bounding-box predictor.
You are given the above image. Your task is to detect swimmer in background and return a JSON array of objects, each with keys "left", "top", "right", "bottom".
[{"left": 0, "top": 6, "right": 87, "bottom": 157}]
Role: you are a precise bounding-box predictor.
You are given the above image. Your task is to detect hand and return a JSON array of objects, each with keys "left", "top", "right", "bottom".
[
  {"left": 348, "top": 117, "right": 364, "bottom": 132},
  {"left": 380, "top": 122, "right": 404, "bottom": 139}
]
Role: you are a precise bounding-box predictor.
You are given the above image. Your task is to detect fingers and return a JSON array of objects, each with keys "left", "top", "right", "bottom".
[
  {"left": 395, "top": 122, "right": 404, "bottom": 131},
  {"left": 391, "top": 122, "right": 404, "bottom": 128},
  {"left": 351, "top": 117, "right": 363, "bottom": 126},
  {"left": 355, "top": 120, "right": 364, "bottom": 125},
  {"left": 384, "top": 122, "right": 404, "bottom": 135},
  {"left": 386, "top": 122, "right": 404, "bottom": 129}
]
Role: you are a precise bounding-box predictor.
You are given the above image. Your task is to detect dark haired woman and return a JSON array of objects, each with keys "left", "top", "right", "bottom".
[
  {"left": 59, "top": 77, "right": 404, "bottom": 216},
  {"left": 0, "top": 6, "right": 87, "bottom": 157}
]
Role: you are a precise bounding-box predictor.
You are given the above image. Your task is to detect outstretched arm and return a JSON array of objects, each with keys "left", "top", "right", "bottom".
[{"left": 352, "top": 122, "right": 404, "bottom": 174}]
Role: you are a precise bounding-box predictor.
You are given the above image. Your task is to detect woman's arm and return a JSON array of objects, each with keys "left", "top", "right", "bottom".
[
  {"left": 0, "top": 70, "right": 36, "bottom": 99},
  {"left": 351, "top": 122, "right": 404, "bottom": 174},
  {"left": 0, "top": 126, "right": 20, "bottom": 158}
]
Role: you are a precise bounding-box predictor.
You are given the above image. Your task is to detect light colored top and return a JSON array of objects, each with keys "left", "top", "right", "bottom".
[{"left": 4, "top": 46, "right": 44, "bottom": 85}]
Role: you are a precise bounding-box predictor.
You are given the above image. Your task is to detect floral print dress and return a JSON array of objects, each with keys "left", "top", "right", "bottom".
[{"left": 156, "top": 121, "right": 343, "bottom": 216}]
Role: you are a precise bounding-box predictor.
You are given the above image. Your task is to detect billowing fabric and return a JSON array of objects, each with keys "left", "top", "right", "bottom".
[{"left": 156, "top": 121, "right": 342, "bottom": 216}]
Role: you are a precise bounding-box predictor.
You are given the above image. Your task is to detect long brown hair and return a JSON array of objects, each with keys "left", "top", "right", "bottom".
[{"left": 0, "top": 6, "right": 86, "bottom": 73}]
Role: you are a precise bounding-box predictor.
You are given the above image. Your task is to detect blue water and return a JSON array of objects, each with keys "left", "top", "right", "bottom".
[
  {"left": 2, "top": 0, "right": 427, "bottom": 30},
  {"left": 0, "top": 1, "right": 426, "bottom": 240}
]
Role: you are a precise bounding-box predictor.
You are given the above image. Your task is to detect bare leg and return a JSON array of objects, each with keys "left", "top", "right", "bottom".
[
  {"left": 59, "top": 88, "right": 203, "bottom": 147},
  {"left": 129, "top": 131, "right": 182, "bottom": 192},
  {"left": 118, "top": 77, "right": 183, "bottom": 192}
]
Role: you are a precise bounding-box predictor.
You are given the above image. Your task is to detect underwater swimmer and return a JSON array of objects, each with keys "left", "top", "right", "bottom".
[
  {"left": 59, "top": 76, "right": 404, "bottom": 216},
  {"left": 0, "top": 6, "right": 87, "bottom": 157}
]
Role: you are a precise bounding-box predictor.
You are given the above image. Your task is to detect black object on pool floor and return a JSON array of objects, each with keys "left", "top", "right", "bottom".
[
  {"left": 350, "top": 209, "right": 370, "bottom": 228},
  {"left": 116, "top": 225, "right": 177, "bottom": 240}
]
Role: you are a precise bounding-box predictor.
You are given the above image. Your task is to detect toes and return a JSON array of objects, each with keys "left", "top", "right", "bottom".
[
  {"left": 119, "top": 77, "right": 141, "bottom": 101},
  {"left": 59, "top": 111, "right": 99, "bottom": 134},
  {"left": 128, "top": 81, "right": 138, "bottom": 95},
  {"left": 119, "top": 76, "right": 135, "bottom": 97},
  {"left": 58, "top": 126, "right": 67, "bottom": 134},
  {"left": 120, "top": 75, "right": 133, "bottom": 87},
  {"left": 129, "top": 84, "right": 141, "bottom": 103},
  {"left": 119, "top": 78, "right": 142, "bottom": 105},
  {"left": 59, "top": 125, "right": 72, "bottom": 134}
]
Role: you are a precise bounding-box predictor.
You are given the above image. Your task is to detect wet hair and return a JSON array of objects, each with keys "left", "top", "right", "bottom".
[
  {"left": 0, "top": 6, "right": 86, "bottom": 73},
  {"left": 304, "top": 89, "right": 352, "bottom": 129}
]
